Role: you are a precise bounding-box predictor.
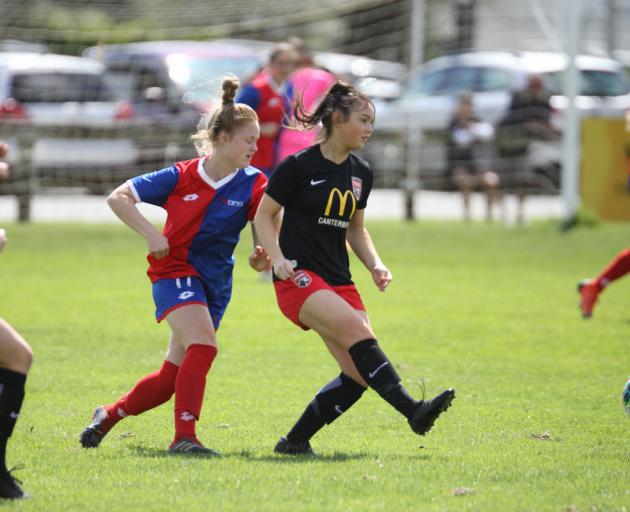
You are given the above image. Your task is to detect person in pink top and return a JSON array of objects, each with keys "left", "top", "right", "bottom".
[{"left": 277, "top": 43, "right": 336, "bottom": 162}]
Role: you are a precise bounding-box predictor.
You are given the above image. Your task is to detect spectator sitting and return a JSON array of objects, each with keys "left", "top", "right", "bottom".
[{"left": 447, "top": 92, "right": 499, "bottom": 223}]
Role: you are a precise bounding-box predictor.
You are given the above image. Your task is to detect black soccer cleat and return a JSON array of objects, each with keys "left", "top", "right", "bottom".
[
  {"left": 0, "top": 468, "right": 28, "bottom": 500},
  {"left": 80, "top": 406, "right": 110, "bottom": 448},
  {"left": 274, "top": 436, "right": 315, "bottom": 456},
  {"left": 408, "top": 388, "right": 455, "bottom": 435},
  {"left": 168, "top": 438, "right": 220, "bottom": 456}
]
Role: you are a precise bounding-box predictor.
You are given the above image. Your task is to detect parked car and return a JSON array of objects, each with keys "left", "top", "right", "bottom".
[
  {"left": 0, "top": 39, "right": 48, "bottom": 54},
  {"left": 82, "top": 40, "right": 268, "bottom": 167},
  {"left": 313, "top": 51, "right": 407, "bottom": 104},
  {"left": 83, "top": 40, "right": 265, "bottom": 119},
  {"left": 370, "top": 51, "right": 630, "bottom": 189},
  {"left": 0, "top": 52, "right": 139, "bottom": 193}
]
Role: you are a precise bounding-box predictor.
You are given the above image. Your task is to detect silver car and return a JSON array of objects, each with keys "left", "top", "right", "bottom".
[
  {"left": 0, "top": 52, "right": 139, "bottom": 193},
  {"left": 370, "top": 51, "right": 630, "bottom": 188}
]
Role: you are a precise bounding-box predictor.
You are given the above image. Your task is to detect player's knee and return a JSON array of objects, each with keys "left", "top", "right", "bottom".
[
  {"left": 184, "top": 330, "right": 217, "bottom": 349},
  {"left": 483, "top": 172, "right": 499, "bottom": 187},
  {"left": 340, "top": 317, "right": 374, "bottom": 346},
  {"left": 4, "top": 341, "right": 32, "bottom": 373},
  {"left": 20, "top": 343, "right": 33, "bottom": 371}
]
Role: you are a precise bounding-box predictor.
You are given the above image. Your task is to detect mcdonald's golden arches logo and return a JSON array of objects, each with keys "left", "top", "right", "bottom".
[{"left": 324, "top": 188, "right": 356, "bottom": 218}]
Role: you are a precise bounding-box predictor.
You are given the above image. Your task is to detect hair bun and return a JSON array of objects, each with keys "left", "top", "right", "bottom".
[{"left": 222, "top": 76, "right": 240, "bottom": 106}]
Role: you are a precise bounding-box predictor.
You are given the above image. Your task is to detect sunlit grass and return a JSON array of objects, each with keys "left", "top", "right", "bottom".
[{"left": 1, "top": 220, "right": 628, "bottom": 511}]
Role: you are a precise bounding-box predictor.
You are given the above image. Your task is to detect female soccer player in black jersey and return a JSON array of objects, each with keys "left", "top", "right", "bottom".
[{"left": 254, "top": 81, "right": 455, "bottom": 455}]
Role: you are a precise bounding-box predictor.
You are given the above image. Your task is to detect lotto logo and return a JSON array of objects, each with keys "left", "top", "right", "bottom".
[
  {"left": 183, "top": 194, "right": 199, "bottom": 201},
  {"left": 178, "top": 291, "right": 195, "bottom": 300}
]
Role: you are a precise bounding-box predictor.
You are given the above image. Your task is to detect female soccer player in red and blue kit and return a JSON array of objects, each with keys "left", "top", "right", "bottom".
[
  {"left": 80, "top": 77, "right": 269, "bottom": 455},
  {"left": 254, "top": 81, "right": 455, "bottom": 455}
]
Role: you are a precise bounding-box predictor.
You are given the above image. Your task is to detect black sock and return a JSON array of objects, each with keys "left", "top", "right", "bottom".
[
  {"left": 286, "top": 373, "right": 366, "bottom": 443},
  {"left": 348, "top": 338, "right": 417, "bottom": 418},
  {"left": 0, "top": 368, "right": 27, "bottom": 471},
  {"left": 0, "top": 438, "right": 6, "bottom": 474}
]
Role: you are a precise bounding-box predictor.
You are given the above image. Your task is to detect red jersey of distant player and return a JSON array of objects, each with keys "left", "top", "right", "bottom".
[{"left": 237, "top": 72, "right": 292, "bottom": 174}]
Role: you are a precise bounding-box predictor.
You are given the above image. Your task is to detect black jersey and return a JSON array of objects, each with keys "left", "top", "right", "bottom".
[{"left": 265, "top": 144, "right": 373, "bottom": 286}]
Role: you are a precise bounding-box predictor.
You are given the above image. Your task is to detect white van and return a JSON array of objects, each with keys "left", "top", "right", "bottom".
[{"left": 0, "top": 52, "right": 139, "bottom": 193}]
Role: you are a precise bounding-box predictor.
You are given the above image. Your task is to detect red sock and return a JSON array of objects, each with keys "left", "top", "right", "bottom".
[
  {"left": 597, "top": 248, "right": 630, "bottom": 288},
  {"left": 103, "top": 360, "right": 179, "bottom": 432},
  {"left": 173, "top": 344, "right": 217, "bottom": 441}
]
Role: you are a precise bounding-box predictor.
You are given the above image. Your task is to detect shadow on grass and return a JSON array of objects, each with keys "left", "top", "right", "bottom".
[
  {"left": 230, "top": 450, "right": 369, "bottom": 463},
  {"left": 128, "top": 446, "right": 429, "bottom": 463}
]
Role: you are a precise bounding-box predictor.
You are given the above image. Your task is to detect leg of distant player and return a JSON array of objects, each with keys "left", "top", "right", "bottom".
[
  {"left": 515, "top": 191, "right": 527, "bottom": 225},
  {"left": 453, "top": 167, "right": 474, "bottom": 222},
  {"left": 579, "top": 247, "right": 630, "bottom": 318},
  {"left": 481, "top": 170, "right": 500, "bottom": 223},
  {"left": 275, "top": 291, "right": 454, "bottom": 455},
  {"left": 0, "top": 318, "right": 33, "bottom": 499}
]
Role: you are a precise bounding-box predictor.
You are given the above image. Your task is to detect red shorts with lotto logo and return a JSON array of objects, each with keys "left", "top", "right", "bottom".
[{"left": 273, "top": 269, "right": 366, "bottom": 330}]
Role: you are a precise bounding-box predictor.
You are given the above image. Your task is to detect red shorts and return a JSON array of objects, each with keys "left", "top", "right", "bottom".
[{"left": 273, "top": 269, "right": 366, "bottom": 330}]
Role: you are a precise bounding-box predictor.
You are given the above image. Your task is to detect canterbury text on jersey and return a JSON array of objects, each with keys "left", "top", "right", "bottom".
[
  {"left": 265, "top": 144, "right": 373, "bottom": 286},
  {"left": 128, "top": 157, "right": 267, "bottom": 299}
]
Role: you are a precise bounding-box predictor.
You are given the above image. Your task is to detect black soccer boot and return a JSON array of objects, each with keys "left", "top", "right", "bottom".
[
  {"left": 168, "top": 438, "right": 220, "bottom": 456},
  {"left": 80, "top": 407, "right": 111, "bottom": 448},
  {"left": 0, "top": 467, "right": 28, "bottom": 500},
  {"left": 408, "top": 388, "right": 455, "bottom": 435},
  {"left": 274, "top": 436, "right": 315, "bottom": 456}
]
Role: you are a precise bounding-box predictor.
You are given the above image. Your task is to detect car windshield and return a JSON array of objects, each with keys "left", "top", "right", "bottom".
[
  {"left": 11, "top": 72, "right": 113, "bottom": 103},
  {"left": 416, "top": 65, "right": 512, "bottom": 95},
  {"left": 356, "top": 77, "right": 401, "bottom": 100},
  {"left": 542, "top": 69, "right": 630, "bottom": 96},
  {"left": 165, "top": 54, "right": 261, "bottom": 104}
]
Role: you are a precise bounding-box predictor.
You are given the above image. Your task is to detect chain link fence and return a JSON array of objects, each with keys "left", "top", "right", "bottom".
[{"left": 1, "top": 0, "right": 629, "bottom": 220}]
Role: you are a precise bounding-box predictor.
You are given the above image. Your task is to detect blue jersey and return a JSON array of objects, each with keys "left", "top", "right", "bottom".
[{"left": 128, "top": 157, "right": 267, "bottom": 299}]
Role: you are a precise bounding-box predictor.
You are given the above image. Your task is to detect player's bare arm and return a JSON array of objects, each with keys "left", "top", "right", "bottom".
[
  {"left": 346, "top": 209, "right": 392, "bottom": 292},
  {"left": 107, "top": 183, "right": 169, "bottom": 259},
  {"left": 254, "top": 194, "right": 294, "bottom": 280},
  {"left": 248, "top": 223, "right": 270, "bottom": 272}
]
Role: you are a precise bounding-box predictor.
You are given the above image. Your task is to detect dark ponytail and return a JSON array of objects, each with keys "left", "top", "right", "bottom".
[{"left": 293, "top": 80, "right": 373, "bottom": 141}]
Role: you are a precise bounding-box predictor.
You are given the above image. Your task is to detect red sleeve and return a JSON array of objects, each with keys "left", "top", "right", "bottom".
[{"left": 247, "top": 172, "right": 269, "bottom": 221}]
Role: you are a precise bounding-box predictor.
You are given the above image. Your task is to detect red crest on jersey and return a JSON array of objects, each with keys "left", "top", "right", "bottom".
[
  {"left": 292, "top": 270, "right": 312, "bottom": 288},
  {"left": 352, "top": 177, "right": 362, "bottom": 200}
]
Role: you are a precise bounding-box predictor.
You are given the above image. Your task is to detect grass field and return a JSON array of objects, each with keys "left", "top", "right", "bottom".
[{"left": 1, "top": 220, "right": 629, "bottom": 511}]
